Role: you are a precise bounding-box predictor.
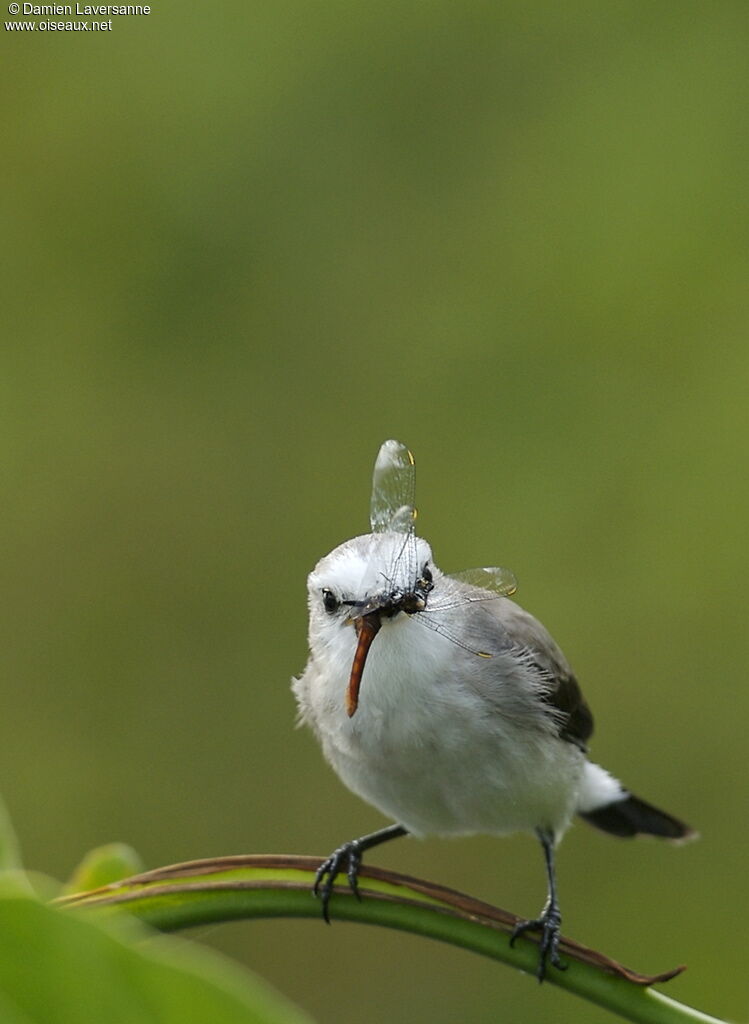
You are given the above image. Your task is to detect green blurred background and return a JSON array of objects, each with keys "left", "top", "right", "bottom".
[{"left": 3, "top": 3, "right": 747, "bottom": 1021}]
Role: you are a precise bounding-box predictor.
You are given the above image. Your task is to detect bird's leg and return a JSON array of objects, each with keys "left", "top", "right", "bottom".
[
  {"left": 313, "top": 824, "right": 408, "bottom": 923},
  {"left": 509, "top": 829, "right": 567, "bottom": 982}
]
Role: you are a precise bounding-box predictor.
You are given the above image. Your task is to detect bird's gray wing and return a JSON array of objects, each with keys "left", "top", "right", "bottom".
[{"left": 484, "top": 597, "right": 594, "bottom": 751}]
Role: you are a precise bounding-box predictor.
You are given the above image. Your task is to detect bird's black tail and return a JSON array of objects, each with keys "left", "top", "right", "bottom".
[{"left": 579, "top": 793, "right": 696, "bottom": 841}]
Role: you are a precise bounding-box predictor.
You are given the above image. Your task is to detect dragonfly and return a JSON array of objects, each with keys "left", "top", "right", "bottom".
[{"left": 343, "top": 439, "right": 519, "bottom": 715}]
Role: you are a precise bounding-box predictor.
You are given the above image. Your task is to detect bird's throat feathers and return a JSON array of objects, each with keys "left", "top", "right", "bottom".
[{"left": 335, "top": 612, "right": 460, "bottom": 724}]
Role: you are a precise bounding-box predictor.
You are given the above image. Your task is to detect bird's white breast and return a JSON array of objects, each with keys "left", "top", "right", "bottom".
[{"left": 294, "top": 607, "right": 584, "bottom": 839}]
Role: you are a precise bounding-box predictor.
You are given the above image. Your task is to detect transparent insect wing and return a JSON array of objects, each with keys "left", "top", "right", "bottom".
[
  {"left": 370, "top": 440, "right": 416, "bottom": 534},
  {"left": 446, "top": 566, "right": 519, "bottom": 598}
]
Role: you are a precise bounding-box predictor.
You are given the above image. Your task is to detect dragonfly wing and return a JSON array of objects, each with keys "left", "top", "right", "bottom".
[
  {"left": 370, "top": 439, "right": 416, "bottom": 534},
  {"left": 445, "top": 566, "right": 518, "bottom": 598}
]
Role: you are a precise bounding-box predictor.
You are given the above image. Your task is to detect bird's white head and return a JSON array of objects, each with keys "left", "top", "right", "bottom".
[
  {"left": 307, "top": 529, "right": 438, "bottom": 716},
  {"left": 306, "top": 440, "right": 434, "bottom": 716},
  {"left": 305, "top": 440, "right": 517, "bottom": 718}
]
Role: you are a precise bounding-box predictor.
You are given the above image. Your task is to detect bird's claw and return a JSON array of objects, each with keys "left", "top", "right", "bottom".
[
  {"left": 313, "top": 840, "right": 363, "bottom": 923},
  {"left": 510, "top": 904, "right": 567, "bottom": 982}
]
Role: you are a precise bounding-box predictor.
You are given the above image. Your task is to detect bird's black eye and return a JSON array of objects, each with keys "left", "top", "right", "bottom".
[
  {"left": 322, "top": 588, "right": 340, "bottom": 613},
  {"left": 422, "top": 564, "right": 433, "bottom": 584}
]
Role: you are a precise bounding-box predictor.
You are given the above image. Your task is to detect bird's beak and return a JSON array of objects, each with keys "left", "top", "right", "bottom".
[{"left": 346, "top": 610, "right": 382, "bottom": 717}]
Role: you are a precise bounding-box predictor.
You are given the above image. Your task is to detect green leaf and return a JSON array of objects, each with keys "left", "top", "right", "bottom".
[
  {"left": 62, "top": 842, "right": 145, "bottom": 895},
  {"left": 62, "top": 855, "right": 725, "bottom": 1024},
  {"left": 0, "top": 896, "right": 313, "bottom": 1024},
  {"left": 0, "top": 796, "right": 21, "bottom": 873}
]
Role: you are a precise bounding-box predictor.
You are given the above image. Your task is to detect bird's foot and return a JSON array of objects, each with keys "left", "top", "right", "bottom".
[
  {"left": 313, "top": 839, "right": 364, "bottom": 923},
  {"left": 510, "top": 903, "right": 567, "bottom": 982}
]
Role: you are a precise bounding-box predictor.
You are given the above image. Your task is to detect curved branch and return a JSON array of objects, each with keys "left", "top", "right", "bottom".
[{"left": 57, "top": 854, "right": 723, "bottom": 1024}]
